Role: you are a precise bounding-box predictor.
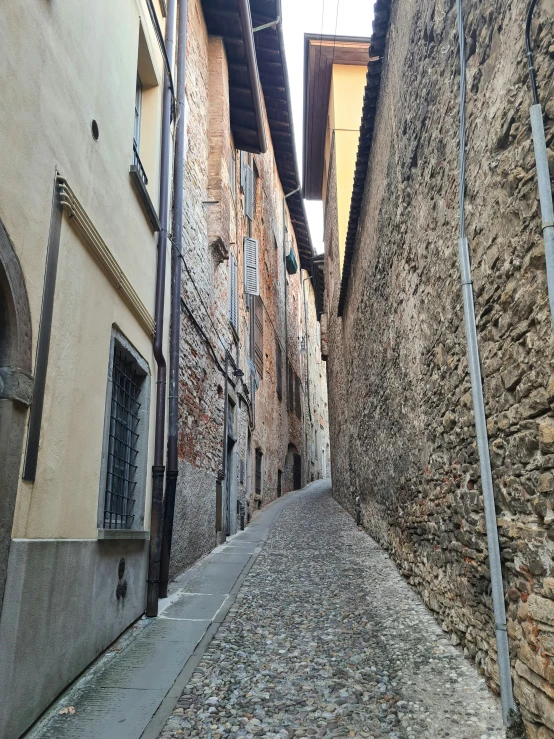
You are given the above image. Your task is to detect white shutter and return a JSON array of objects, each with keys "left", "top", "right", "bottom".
[
  {"left": 229, "top": 253, "right": 238, "bottom": 330},
  {"left": 244, "top": 237, "right": 259, "bottom": 296},
  {"left": 245, "top": 164, "right": 254, "bottom": 220}
]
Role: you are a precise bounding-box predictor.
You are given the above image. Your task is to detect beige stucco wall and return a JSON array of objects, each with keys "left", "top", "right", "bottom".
[
  {"left": 0, "top": 0, "right": 171, "bottom": 539},
  {"left": 323, "top": 64, "right": 367, "bottom": 273}
]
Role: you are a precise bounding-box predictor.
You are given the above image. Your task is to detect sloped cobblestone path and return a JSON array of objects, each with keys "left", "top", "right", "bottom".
[{"left": 159, "top": 481, "right": 504, "bottom": 739}]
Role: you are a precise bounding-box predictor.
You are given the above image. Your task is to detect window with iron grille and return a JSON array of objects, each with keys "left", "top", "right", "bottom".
[
  {"left": 276, "top": 339, "right": 282, "bottom": 400},
  {"left": 100, "top": 333, "right": 150, "bottom": 531},
  {"left": 132, "top": 74, "right": 149, "bottom": 188},
  {"left": 229, "top": 252, "right": 238, "bottom": 332},
  {"left": 287, "top": 363, "right": 294, "bottom": 412},
  {"left": 254, "top": 296, "right": 264, "bottom": 379},
  {"left": 245, "top": 163, "right": 254, "bottom": 220},
  {"left": 295, "top": 374, "right": 302, "bottom": 419}
]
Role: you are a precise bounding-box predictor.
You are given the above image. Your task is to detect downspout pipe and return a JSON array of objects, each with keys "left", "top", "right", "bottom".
[
  {"left": 526, "top": 0, "right": 554, "bottom": 325},
  {"left": 159, "top": 0, "right": 188, "bottom": 600},
  {"left": 456, "top": 0, "right": 514, "bottom": 723},
  {"left": 146, "top": 0, "right": 176, "bottom": 618}
]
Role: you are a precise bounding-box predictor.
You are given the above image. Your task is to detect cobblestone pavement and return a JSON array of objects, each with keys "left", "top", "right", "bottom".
[{"left": 159, "top": 481, "right": 505, "bottom": 739}]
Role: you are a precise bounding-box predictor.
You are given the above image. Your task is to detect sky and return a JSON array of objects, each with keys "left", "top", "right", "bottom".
[{"left": 280, "top": 0, "right": 375, "bottom": 253}]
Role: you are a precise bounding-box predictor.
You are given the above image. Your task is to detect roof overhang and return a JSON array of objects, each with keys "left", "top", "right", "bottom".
[
  {"left": 303, "top": 34, "right": 371, "bottom": 201},
  {"left": 201, "top": 0, "right": 267, "bottom": 153},
  {"left": 250, "top": 0, "right": 314, "bottom": 271}
]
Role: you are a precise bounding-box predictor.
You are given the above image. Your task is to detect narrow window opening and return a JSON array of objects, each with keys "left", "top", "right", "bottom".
[
  {"left": 104, "top": 346, "right": 145, "bottom": 529},
  {"left": 255, "top": 448, "right": 263, "bottom": 508}
]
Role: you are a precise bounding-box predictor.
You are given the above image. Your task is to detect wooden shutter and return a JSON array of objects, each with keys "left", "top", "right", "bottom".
[
  {"left": 245, "top": 164, "right": 254, "bottom": 220},
  {"left": 276, "top": 339, "right": 282, "bottom": 400},
  {"left": 229, "top": 253, "right": 238, "bottom": 331},
  {"left": 244, "top": 237, "right": 259, "bottom": 296},
  {"left": 254, "top": 297, "right": 264, "bottom": 379}
]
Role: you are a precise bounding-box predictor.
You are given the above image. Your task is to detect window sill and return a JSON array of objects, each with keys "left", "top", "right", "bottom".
[
  {"left": 97, "top": 529, "right": 150, "bottom": 541},
  {"left": 129, "top": 166, "right": 161, "bottom": 232}
]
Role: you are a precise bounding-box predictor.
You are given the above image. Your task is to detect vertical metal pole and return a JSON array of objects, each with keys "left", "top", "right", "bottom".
[
  {"left": 456, "top": 0, "right": 514, "bottom": 722},
  {"left": 159, "top": 0, "right": 188, "bottom": 599},
  {"left": 147, "top": 0, "right": 176, "bottom": 618}
]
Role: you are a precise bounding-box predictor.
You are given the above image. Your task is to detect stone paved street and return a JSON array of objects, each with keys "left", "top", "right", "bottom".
[{"left": 158, "top": 481, "right": 505, "bottom": 739}]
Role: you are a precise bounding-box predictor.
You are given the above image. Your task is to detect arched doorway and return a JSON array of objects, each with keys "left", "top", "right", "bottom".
[
  {"left": 0, "top": 221, "right": 33, "bottom": 615},
  {"left": 285, "top": 443, "right": 302, "bottom": 493}
]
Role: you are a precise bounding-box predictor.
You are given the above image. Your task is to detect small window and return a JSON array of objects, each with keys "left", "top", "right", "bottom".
[
  {"left": 230, "top": 147, "right": 236, "bottom": 200},
  {"left": 228, "top": 399, "right": 236, "bottom": 439},
  {"left": 276, "top": 339, "right": 282, "bottom": 400},
  {"left": 295, "top": 374, "right": 302, "bottom": 419},
  {"left": 245, "top": 164, "right": 254, "bottom": 220},
  {"left": 132, "top": 75, "right": 148, "bottom": 187},
  {"left": 254, "top": 297, "right": 264, "bottom": 379},
  {"left": 102, "top": 339, "right": 149, "bottom": 530},
  {"left": 229, "top": 252, "right": 238, "bottom": 332},
  {"left": 240, "top": 150, "right": 246, "bottom": 192},
  {"left": 134, "top": 75, "right": 142, "bottom": 156},
  {"left": 277, "top": 469, "right": 282, "bottom": 498},
  {"left": 287, "top": 364, "right": 294, "bottom": 412}
]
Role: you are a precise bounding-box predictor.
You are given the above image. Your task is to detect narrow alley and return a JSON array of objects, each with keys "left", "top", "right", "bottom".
[
  {"left": 158, "top": 482, "right": 504, "bottom": 739},
  {"left": 32, "top": 482, "right": 505, "bottom": 739},
  {"left": 4, "top": 0, "right": 554, "bottom": 735}
]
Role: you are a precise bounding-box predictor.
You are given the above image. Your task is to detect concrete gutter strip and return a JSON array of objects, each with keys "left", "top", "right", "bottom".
[{"left": 24, "top": 488, "right": 304, "bottom": 739}]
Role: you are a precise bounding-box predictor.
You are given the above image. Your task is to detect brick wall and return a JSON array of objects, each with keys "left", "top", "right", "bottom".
[
  {"left": 171, "top": 0, "right": 328, "bottom": 575},
  {"left": 325, "top": 0, "right": 554, "bottom": 734}
]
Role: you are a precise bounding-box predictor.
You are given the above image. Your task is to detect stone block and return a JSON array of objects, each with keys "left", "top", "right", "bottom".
[
  {"left": 528, "top": 595, "right": 554, "bottom": 626},
  {"left": 539, "top": 419, "right": 554, "bottom": 455}
]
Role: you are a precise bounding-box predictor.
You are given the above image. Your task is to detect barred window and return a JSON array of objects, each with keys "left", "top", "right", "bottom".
[
  {"left": 254, "top": 296, "right": 264, "bottom": 379},
  {"left": 287, "top": 363, "right": 294, "bottom": 412},
  {"left": 276, "top": 339, "right": 282, "bottom": 400},
  {"left": 100, "top": 333, "right": 150, "bottom": 532},
  {"left": 229, "top": 252, "right": 238, "bottom": 332},
  {"left": 295, "top": 374, "right": 302, "bottom": 419}
]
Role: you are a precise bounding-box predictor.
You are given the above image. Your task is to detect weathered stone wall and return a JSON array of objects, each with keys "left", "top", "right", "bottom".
[
  {"left": 305, "top": 276, "right": 331, "bottom": 482},
  {"left": 325, "top": 0, "right": 554, "bottom": 734}
]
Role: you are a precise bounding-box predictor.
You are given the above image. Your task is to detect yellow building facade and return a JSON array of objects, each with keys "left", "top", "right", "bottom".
[{"left": 303, "top": 35, "right": 370, "bottom": 275}]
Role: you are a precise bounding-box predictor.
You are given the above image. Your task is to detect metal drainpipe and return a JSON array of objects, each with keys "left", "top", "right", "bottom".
[
  {"left": 146, "top": 0, "right": 177, "bottom": 618},
  {"left": 526, "top": 0, "right": 554, "bottom": 325},
  {"left": 159, "top": 0, "right": 188, "bottom": 600},
  {"left": 456, "top": 0, "right": 514, "bottom": 722}
]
